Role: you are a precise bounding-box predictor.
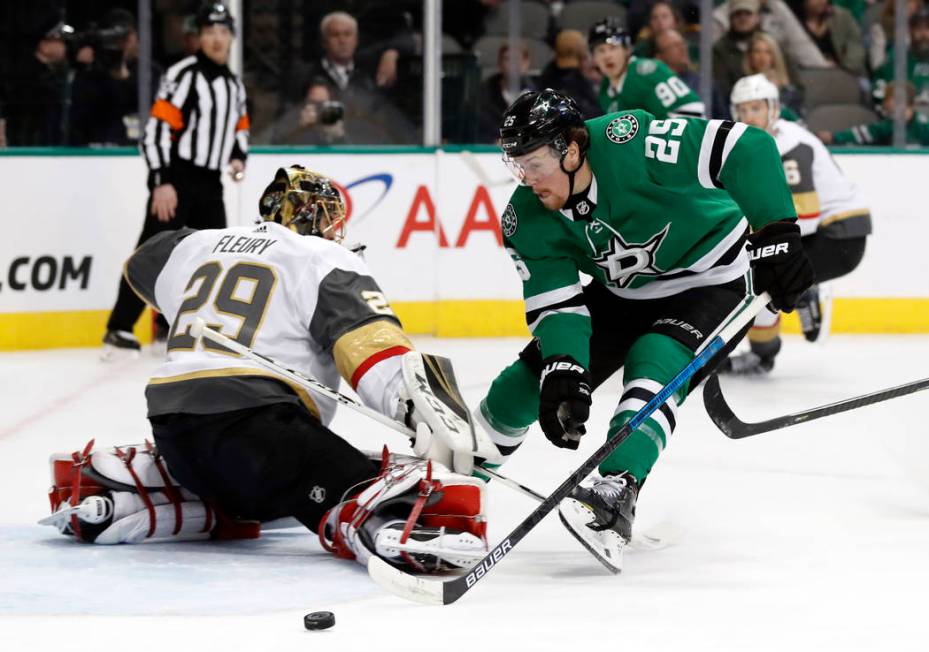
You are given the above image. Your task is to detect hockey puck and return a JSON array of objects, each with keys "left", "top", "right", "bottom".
[{"left": 304, "top": 611, "right": 335, "bottom": 630}]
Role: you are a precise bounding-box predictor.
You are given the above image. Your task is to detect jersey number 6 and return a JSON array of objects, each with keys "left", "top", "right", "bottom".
[{"left": 167, "top": 261, "right": 278, "bottom": 353}]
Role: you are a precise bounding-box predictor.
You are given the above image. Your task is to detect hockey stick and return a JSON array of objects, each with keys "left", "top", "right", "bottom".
[
  {"left": 368, "top": 292, "right": 770, "bottom": 605},
  {"left": 703, "top": 372, "right": 929, "bottom": 439}
]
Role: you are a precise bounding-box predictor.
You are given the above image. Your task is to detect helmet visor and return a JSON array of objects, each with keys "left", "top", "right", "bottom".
[{"left": 502, "top": 146, "right": 562, "bottom": 186}]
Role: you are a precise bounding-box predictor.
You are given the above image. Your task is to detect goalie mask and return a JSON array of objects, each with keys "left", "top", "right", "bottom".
[
  {"left": 258, "top": 165, "right": 346, "bottom": 242},
  {"left": 730, "top": 74, "right": 780, "bottom": 133}
]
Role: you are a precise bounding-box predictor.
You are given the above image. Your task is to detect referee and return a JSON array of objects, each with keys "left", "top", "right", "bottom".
[{"left": 103, "top": 2, "right": 249, "bottom": 359}]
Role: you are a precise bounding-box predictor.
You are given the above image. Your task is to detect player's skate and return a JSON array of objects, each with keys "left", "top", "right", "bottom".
[
  {"left": 717, "top": 350, "right": 775, "bottom": 375},
  {"left": 101, "top": 329, "right": 141, "bottom": 361},
  {"left": 558, "top": 471, "right": 638, "bottom": 573}
]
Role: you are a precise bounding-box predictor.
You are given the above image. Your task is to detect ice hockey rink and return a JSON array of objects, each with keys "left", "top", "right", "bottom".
[{"left": 2, "top": 334, "right": 928, "bottom": 652}]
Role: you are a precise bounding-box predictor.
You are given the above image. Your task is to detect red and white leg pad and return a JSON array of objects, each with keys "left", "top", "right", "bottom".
[
  {"left": 319, "top": 448, "right": 488, "bottom": 572},
  {"left": 43, "top": 439, "right": 252, "bottom": 544}
]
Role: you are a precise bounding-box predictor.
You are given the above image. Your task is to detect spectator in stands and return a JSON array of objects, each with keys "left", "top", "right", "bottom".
[
  {"left": 537, "top": 29, "right": 602, "bottom": 119},
  {"left": 477, "top": 41, "right": 537, "bottom": 142},
  {"left": 634, "top": 1, "right": 699, "bottom": 62},
  {"left": 69, "top": 9, "right": 158, "bottom": 146},
  {"left": 290, "top": 10, "right": 415, "bottom": 144},
  {"left": 655, "top": 28, "right": 728, "bottom": 117},
  {"left": 797, "top": 0, "right": 865, "bottom": 75},
  {"left": 1, "top": 16, "right": 70, "bottom": 146},
  {"left": 713, "top": 0, "right": 767, "bottom": 99},
  {"left": 818, "top": 81, "right": 929, "bottom": 145},
  {"left": 869, "top": 0, "right": 923, "bottom": 71},
  {"left": 299, "top": 12, "right": 396, "bottom": 100},
  {"left": 263, "top": 79, "right": 348, "bottom": 145},
  {"left": 714, "top": 0, "right": 830, "bottom": 68},
  {"left": 872, "top": 8, "right": 929, "bottom": 114},
  {"left": 743, "top": 32, "right": 804, "bottom": 118}
]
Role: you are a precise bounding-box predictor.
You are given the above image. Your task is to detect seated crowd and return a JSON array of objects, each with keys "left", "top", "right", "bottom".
[{"left": 1, "top": 0, "right": 928, "bottom": 148}]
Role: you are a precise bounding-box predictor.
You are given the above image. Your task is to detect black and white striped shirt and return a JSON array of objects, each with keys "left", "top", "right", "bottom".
[{"left": 141, "top": 51, "right": 249, "bottom": 187}]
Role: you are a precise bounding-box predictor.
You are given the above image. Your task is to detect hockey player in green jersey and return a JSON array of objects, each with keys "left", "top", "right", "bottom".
[
  {"left": 477, "top": 89, "right": 814, "bottom": 569},
  {"left": 590, "top": 17, "right": 704, "bottom": 119}
]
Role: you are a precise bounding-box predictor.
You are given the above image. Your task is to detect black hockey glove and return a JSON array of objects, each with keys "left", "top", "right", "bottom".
[
  {"left": 748, "top": 221, "right": 816, "bottom": 312},
  {"left": 539, "top": 355, "right": 592, "bottom": 450}
]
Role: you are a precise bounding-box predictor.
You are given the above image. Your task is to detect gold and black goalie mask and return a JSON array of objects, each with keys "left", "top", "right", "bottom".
[{"left": 258, "top": 165, "right": 346, "bottom": 241}]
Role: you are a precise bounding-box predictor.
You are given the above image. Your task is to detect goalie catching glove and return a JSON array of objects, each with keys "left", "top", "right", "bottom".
[
  {"left": 397, "top": 351, "right": 502, "bottom": 474},
  {"left": 319, "top": 448, "right": 488, "bottom": 572},
  {"left": 747, "top": 220, "right": 815, "bottom": 312}
]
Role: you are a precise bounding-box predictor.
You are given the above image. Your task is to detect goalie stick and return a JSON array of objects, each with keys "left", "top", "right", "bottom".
[
  {"left": 189, "top": 320, "right": 617, "bottom": 556},
  {"left": 703, "top": 372, "right": 929, "bottom": 439},
  {"left": 368, "top": 293, "right": 770, "bottom": 605},
  {"left": 192, "top": 320, "right": 667, "bottom": 567}
]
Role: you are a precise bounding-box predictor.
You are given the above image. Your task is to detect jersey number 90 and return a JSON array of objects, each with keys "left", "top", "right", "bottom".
[{"left": 655, "top": 77, "right": 692, "bottom": 108}]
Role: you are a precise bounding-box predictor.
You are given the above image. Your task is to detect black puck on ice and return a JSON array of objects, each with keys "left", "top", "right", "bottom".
[{"left": 304, "top": 611, "right": 335, "bottom": 630}]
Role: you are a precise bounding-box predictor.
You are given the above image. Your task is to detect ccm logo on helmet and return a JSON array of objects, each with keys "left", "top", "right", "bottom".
[{"left": 749, "top": 242, "right": 790, "bottom": 260}]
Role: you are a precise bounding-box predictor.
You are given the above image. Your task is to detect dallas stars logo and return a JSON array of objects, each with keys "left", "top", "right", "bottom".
[
  {"left": 606, "top": 114, "right": 639, "bottom": 144},
  {"left": 592, "top": 224, "right": 669, "bottom": 288}
]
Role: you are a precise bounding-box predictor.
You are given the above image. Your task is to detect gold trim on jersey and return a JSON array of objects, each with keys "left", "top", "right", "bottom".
[
  {"left": 791, "top": 191, "right": 821, "bottom": 219},
  {"left": 748, "top": 321, "right": 782, "bottom": 343},
  {"left": 333, "top": 319, "right": 414, "bottom": 384},
  {"left": 147, "top": 367, "right": 320, "bottom": 418},
  {"left": 820, "top": 208, "right": 871, "bottom": 227}
]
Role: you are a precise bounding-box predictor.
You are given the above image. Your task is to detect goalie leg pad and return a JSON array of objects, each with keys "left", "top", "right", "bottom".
[
  {"left": 45, "top": 440, "right": 223, "bottom": 543},
  {"left": 319, "top": 448, "right": 488, "bottom": 572}
]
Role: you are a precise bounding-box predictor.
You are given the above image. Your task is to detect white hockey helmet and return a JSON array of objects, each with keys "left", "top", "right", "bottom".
[{"left": 730, "top": 73, "right": 780, "bottom": 131}]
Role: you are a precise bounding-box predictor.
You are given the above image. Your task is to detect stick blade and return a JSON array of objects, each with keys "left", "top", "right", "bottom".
[
  {"left": 367, "top": 557, "right": 447, "bottom": 605},
  {"left": 702, "top": 374, "right": 751, "bottom": 438}
]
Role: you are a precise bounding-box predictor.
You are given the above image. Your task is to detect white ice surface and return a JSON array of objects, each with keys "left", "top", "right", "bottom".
[{"left": 2, "top": 335, "right": 929, "bottom": 651}]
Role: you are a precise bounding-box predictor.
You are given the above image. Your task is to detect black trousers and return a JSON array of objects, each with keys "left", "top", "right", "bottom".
[
  {"left": 518, "top": 276, "right": 752, "bottom": 396},
  {"left": 802, "top": 233, "right": 867, "bottom": 283},
  {"left": 107, "top": 164, "right": 227, "bottom": 332},
  {"left": 151, "top": 403, "right": 378, "bottom": 531}
]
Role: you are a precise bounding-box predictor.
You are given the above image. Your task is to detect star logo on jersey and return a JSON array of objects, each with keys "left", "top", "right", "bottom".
[
  {"left": 592, "top": 225, "right": 669, "bottom": 288},
  {"left": 606, "top": 114, "right": 639, "bottom": 144},
  {"left": 576, "top": 200, "right": 590, "bottom": 216}
]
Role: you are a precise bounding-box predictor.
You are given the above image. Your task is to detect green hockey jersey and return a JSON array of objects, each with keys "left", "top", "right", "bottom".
[
  {"left": 872, "top": 51, "right": 929, "bottom": 107},
  {"left": 597, "top": 57, "right": 705, "bottom": 119},
  {"left": 831, "top": 112, "right": 929, "bottom": 147},
  {"left": 502, "top": 110, "right": 796, "bottom": 365}
]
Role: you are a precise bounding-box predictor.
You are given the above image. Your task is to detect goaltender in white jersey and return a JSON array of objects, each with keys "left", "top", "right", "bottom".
[
  {"left": 42, "top": 166, "right": 498, "bottom": 576},
  {"left": 136, "top": 219, "right": 395, "bottom": 426}
]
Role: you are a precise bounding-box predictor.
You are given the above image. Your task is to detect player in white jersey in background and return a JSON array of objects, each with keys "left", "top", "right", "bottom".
[
  {"left": 720, "top": 74, "right": 872, "bottom": 374},
  {"left": 42, "top": 166, "right": 495, "bottom": 574}
]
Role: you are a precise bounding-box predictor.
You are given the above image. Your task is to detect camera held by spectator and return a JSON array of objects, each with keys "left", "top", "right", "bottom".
[{"left": 69, "top": 22, "right": 132, "bottom": 77}]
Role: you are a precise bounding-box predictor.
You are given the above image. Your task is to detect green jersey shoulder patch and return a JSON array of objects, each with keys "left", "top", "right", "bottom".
[
  {"left": 606, "top": 113, "right": 639, "bottom": 144},
  {"left": 635, "top": 58, "right": 657, "bottom": 75},
  {"left": 502, "top": 203, "right": 518, "bottom": 237}
]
